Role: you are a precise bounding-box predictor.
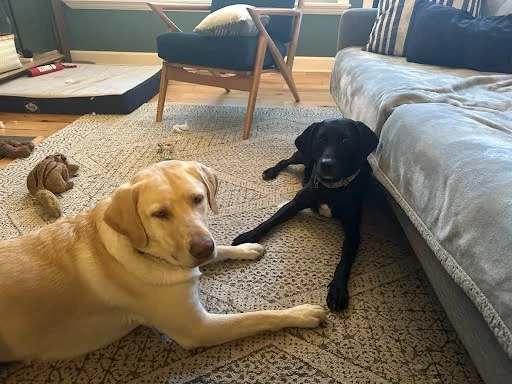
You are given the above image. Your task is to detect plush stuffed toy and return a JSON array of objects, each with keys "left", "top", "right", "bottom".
[
  {"left": 0, "top": 138, "right": 35, "bottom": 159},
  {"left": 27, "top": 154, "right": 79, "bottom": 217}
]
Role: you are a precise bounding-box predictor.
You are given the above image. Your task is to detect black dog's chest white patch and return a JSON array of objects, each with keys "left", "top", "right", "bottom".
[{"left": 318, "top": 203, "right": 332, "bottom": 218}]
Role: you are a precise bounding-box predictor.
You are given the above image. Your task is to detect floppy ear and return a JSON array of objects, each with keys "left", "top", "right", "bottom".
[
  {"left": 104, "top": 182, "right": 148, "bottom": 249},
  {"left": 196, "top": 163, "right": 219, "bottom": 214},
  {"left": 355, "top": 121, "right": 379, "bottom": 159},
  {"left": 294, "top": 122, "right": 319, "bottom": 162}
]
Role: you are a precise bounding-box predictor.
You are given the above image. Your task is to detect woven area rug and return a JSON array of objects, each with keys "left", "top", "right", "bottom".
[{"left": 0, "top": 104, "right": 481, "bottom": 383}]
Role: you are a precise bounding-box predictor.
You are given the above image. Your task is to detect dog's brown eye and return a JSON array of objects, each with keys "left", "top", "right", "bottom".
[
  {"left": 193, "top": 195, "right": 204, "bottom": 205},
  {"left": 152, "top": 209, "right": 169, "bottom": 219},
  {"left": 342, "top": 138, "right": 350, "bottom": 144}
]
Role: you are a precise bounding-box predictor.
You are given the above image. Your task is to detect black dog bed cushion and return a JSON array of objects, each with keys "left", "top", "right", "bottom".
[{"left": 0, "top": 64, "right": 161, "bottom": 115}]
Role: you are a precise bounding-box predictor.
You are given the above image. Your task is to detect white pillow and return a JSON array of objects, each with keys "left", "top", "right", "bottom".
[
  {"left": 193, "top": 4, "right": 270, "bottom": 37},
  {"left": 0, "top": 34, "right": 22, "bottom": 74}
]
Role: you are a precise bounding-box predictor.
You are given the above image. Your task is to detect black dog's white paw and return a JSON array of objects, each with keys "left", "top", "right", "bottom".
[
  {"left": 326, "top": 284, "right": 349, "bottom": 311},
  {"left": 232, "top": 231, "right": 261, "bottom": 246},
  {"left": 262, "top": 167, "right": 279, "bottom": 180}
]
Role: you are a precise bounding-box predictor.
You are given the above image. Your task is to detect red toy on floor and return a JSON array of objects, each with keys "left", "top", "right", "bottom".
[{"left": 28, "top": 63, "right": 77, "bottom": 77}]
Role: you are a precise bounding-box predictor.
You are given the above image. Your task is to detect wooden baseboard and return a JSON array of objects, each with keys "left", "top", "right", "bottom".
[{"left": 70, "top": 50, "right": 334, "bottom": 73}]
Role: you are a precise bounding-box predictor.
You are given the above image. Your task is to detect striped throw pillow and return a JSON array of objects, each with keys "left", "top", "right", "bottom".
[{"left": 365, "top": 0, "right": 482, "bottom": 56}]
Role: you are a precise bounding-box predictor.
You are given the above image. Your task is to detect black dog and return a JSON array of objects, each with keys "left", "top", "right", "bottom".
[{"left": 232, "top": 118, "right": 379, "bottom": 310}]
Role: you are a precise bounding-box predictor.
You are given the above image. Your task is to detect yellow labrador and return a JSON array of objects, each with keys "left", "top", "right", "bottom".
[{"left": 0, "top": 160, "right": 325, "bottom": 361}]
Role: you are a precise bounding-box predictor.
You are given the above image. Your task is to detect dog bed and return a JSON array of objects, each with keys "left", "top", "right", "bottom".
[{"left": 0, "top": 64, "right": 161, "bottom": 115}]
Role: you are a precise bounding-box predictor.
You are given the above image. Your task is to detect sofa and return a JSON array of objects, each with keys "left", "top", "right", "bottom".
[{"left": 330, "top": 1, "right": 512, "bottom": 383}]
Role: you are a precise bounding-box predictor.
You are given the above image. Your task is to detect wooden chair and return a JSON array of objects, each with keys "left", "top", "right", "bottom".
[{"left": 147, "top": 0, "right": 304, "bottom": 139}]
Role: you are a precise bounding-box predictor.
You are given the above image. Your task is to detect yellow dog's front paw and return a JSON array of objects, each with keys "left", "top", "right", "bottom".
[
  {"left": 285, "top": 304, "right": 327, "bottom": 328},
  {"left": 235, "top": 243, "right": 265, "bottom": 260}
]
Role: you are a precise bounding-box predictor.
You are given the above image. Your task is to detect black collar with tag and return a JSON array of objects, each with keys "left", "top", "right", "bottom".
[{"left": 313, "top": 169, "right": 361, "bottom": 189}]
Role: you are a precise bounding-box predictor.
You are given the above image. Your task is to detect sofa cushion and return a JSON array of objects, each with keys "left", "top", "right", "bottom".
[
  {"left": 365, "top": 0, "right": 482, "bottom": 57},
  {"left": 405, "top": 1, "right": 512, "bottom": 73},
  {"left": 330, "top": 47, "right": 511, "bottom": 134},
  {"left": 193, "top": 4, "right": 270, "bottom": 37},
  {"left": 157, "top": 32, "right": 286, "bottom": 71},
  {"left": 370, "top": 103, "right": 512, "bottom": 359}
]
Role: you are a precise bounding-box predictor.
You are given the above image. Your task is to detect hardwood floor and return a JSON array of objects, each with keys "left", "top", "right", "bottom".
[
  {"left": 0, "top": 113, "right": 80, "bottom": 138},
  {"left": 0, "top": 72, "right": 334, "bottom": 169},
  {"left": 159, "top": 72, "right": 335, "bottom": 108}
]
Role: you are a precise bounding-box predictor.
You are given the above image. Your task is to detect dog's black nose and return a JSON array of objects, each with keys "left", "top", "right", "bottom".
[
  {"left": 190, "top": 235, "right": 215, "bottom": 261},
  {"left": 319, "top": 158, "right": 336, "bottom": 175}
]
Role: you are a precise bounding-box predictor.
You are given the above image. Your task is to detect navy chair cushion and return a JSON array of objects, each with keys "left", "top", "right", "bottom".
[
  {"left": 157, "top": 32, "right": 287, "bottom": 71},
  {"left": 211, "top": 0, "right": 295, "bottom": 43},
  {"left": 405, "top": 0, "right": 512, "bottom": 73}
]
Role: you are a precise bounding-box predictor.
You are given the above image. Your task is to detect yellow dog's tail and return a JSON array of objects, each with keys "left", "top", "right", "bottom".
[{"left": 35, "top": 189, "right": 61, "bottom": 217}]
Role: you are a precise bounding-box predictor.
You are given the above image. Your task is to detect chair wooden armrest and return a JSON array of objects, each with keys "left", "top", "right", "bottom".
[
  {"left": 247, "top": 2, "right": 304, "bottom": 71},
  {"left": 147, "top": 2, "right": 211, "bottom": 32}
]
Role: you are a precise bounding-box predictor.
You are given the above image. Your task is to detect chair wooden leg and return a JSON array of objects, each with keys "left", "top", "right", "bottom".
[
  {"left": 246, "top": 8, "right": 301, "bottom": 104},
  {"left": 243, "top": 83, "right": 259, "bottom": 140},
  {"left": 156, "top": 63, "right": 169, "bottom": 122},
  {"left": 211, "top": 71, "right": 231, "bottom": 93},
  {"left": 243, "top": 37, "right": 266, "bottom": 140},
  {"left": 281, "top": 67, "right": 300, "bottom": 102}
]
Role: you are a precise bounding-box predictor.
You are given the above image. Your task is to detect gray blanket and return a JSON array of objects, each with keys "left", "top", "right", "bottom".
[
  {"left": 331, "top": 47, "right": 512, "bottom": 359},
  {"left": 370, "top": 104, "right": 512, "bottom": 360},
  {"left": 330, "top": 48, "right": 512, "bottom": 135}
]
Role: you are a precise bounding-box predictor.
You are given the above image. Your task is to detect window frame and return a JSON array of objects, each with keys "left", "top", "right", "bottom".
[{"left": 61, "top": 0, "right": 350, "bottom": 14}]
